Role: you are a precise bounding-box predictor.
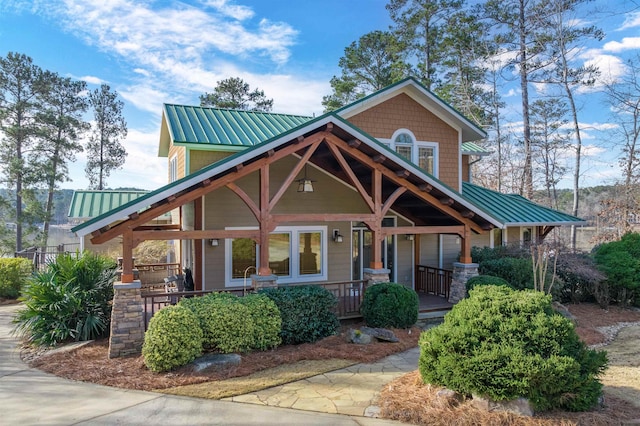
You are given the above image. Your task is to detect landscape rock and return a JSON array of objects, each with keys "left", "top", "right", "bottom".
[
  {"left": 435, "top": 388, "right": 464, "bottom": 408},
  {"left": 553, "top": 302, "right": 577, "bottom": 324},
  {"left": 346, "top": 328, "right": 373, "bottom": 344},
  {"left": 471, "top": 394, "right": 534, "bottom": 417},
  {"left": 192, "top": 353, "right": 241, "bottom": 373},
  {"left": 360, "top": 326, "right": 399, "bottom": 342}
]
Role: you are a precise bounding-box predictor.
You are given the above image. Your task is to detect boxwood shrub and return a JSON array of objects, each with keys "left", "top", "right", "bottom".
[
  {"left": 142, "top": 305, "right": 203, "bottom": 372},
  {"left": 259, "top": 285, "right": 339, "bottom": 345},
  {"left": 238, "top": 293, "right": 282, "bottom": 350},
  {"left": 419, "top": 286, "right": 607, "bottom": 412},
  {"left": 479, "top": 257, "right": 534, "bottom": 290},
  {"left": 179, "top": 293, "right": 254, "bottom": 353},
  {"left": 465, "top": 274, "right": 510, "bottom": 291},
  {"left": 0, "top": 257, "right": 32, "bottom": 299},
  {"left": 360, "top": 282, "right": 418, "bottom": 328}
]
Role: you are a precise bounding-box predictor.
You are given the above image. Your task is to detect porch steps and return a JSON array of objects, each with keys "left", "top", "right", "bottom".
[{"left": 416, "top": 309, "right": 450, "bottom": 329}]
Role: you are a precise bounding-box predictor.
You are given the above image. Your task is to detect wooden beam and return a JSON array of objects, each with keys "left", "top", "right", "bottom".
[
  {"left": 461, "top": 210, "right": 475, "bottom": 219},
  {"left": 295, "top": 135, "right": 304, "bottom": 144},
  {"left": 235, "top": 164, "right": 244, "bottom": 172},
  {"left": 201, "top": 178, "right": 212, "bottom": 187},
  {"left": 348, "top": 139, "right": 361, "bottom": 148},
  {"left": 373, "top": 154, "right": 386, "bottom": 163},
  {"left": 459, "top": 225, "right": 473, "bottom": 264},
  {"left": 381, "top": 187, "right": 407, "bottom": 217},
  {"left": 128, "top": 212, "right": 140, "bottom": 220},
  {"left": 439, "top": 197, "right": 454, "bottom": 206},
  {"left": 269, "top": 138, "right": 322, "bottom": 210},
  {"left": 133, "top": 229, "right": 260, "bottom": 241},
  {"left": 121, "top": 229, "right": 135, "bottom": 283},
  {"left": 395, "top": 169, "right": 410, "bottom": 178},
  {"left": 382, "top": 225, "right": 465, "bottom": 237},
  {"left": 325, "top": 141, "right": 375, "bottom": 212},
  {"left": 325, "top": 122, "right": 334, "bottom": 132},
  {"left": 258, "top": 165, "right": 272, "bottom": 276},
  {"left": 133, "top": 224, "right": 181, "bottom": 231},
  {"left": 226, "top": 182, "right": 260, "bottom": 221},
  {"left": 90, "top": 131, "right": 328, "bottom": 244},
  {"left": 419, "top": 183, "right": 433, "bottom": 193},
  {"left": 272, "top": 213, "right": 377, "bottom": 223},
  {"left": 322, "top": 133, "right": 484, "bottom": 234}
]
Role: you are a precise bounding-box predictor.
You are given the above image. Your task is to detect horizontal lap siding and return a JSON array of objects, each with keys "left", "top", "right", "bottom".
[
  {"left": 347, "top": 93, "right": 460, "bottom": 190},
  {"left": 202, "top": 156, "right": 372, "bottom": 290}
]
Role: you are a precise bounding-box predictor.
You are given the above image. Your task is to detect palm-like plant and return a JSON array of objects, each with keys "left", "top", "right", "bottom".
[{"left": 13, "top": 252, "right": 117, "bottom": 346}]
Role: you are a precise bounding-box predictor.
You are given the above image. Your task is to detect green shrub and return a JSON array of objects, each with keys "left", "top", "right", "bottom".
[
  {"left": 238, "top": 293, "right": 281, "bottom": 350},
  {"left": 13, "top": 252, "right": 116, "bottom": 346},
  {"left": 479, "top": 257, "right": 534, "bottom": 290},
  {"left": 0, "top": 258, "right": 32, "bottom": 298},
  {"left": 142, "top": 305, "right": 203, "bottom": 372},
  {"left": 419, "top": 286, "right": 607, "bottom": 412},
  {"left": 360, "top": 282, "right": 418, "bottom": 328},
  {"left": 259, "top": 285, "right": 339, "bottom": 345},
  {"left": 594, "top": 233, "right": 640, "bottom": 307},
  {"left": 180, "top": 293, "right": 255, "bottom": 353},
  {"left": 465, "top": 275, "right": 510, "bottom": 291}
]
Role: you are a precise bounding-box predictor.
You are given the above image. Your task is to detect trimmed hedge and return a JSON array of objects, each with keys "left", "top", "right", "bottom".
[
  {"left": 0, "top": 257, "right": 32, "bottom": 299},
  {"left": 179, "top": 293, "right": 255, "bottom": 353},
  {"left": 419, "top": 286, "right": 607, "bottom": 412},
  {"left": 479, "top": 257, "right": 534, "bottom": 290},
  {"left": 360, "top": 282, "right": 418, "bottom": 328},
  {"left": 465, "top": 274, "right": 510, "bottom": 291},
  {"left": 142, "top": 305, "right": 203, "bottom": 372},
  {"left": 238, "top": 293, "right": 282, "bottom": 350},
  {"left": 259, "top": 285, "right": 339, "bottom": 345}
]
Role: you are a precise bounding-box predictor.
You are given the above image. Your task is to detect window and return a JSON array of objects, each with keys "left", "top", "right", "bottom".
[
  {"left": 169, "top": 156, "right": 178, "bottom": 182},
  {"left": 225, "top": 226, "right": 327, "bottom": 286},
  {"left": 381, "top": 129, "right": 439, "bottom": 177}
]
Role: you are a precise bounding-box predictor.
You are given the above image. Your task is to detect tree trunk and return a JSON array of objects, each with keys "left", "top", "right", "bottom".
[{"left": 519, "top": 0, "right": 533, "bottom": 199}]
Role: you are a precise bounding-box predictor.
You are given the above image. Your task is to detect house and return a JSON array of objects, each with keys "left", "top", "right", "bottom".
[{"left": 72, "top": 77, "right": 583, "bottom": 303}]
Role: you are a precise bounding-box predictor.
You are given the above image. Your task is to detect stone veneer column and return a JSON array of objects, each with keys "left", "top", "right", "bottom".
[
  {"left": 108, "top": 280, "right": 144, "bottom": 358},
  {"left": 448, "top": 262, "right": 479, "bottom": 304},
  {"left": 363, "top": 268, "right": 391, "bottom": 285},
  {"left": 251, "top": 274, "right": 278, "bottom": 290}
]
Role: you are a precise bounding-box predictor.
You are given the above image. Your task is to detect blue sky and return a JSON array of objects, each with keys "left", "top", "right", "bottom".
[{"left": 0, "top": 0, "right": 638, "bottom": 191}]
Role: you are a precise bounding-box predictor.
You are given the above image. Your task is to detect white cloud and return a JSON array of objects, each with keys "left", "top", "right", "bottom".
[
  {"left": 579, "top": 49, "right": 628, "bottom": 86},
  {"left": 618, "top": 11, "right": 640, "bottom": 31},
  {"left": 201, "top": 0, "right": 254, "bottom": 21},
  {"left": 603, "top": 37, "right": 640, "bottom": 53},
  {"left": 119, "top": 84, "right": 171, "bottom": 116},
  {"left": 76, "top": 75, "right": 105, "bottom": 85}
]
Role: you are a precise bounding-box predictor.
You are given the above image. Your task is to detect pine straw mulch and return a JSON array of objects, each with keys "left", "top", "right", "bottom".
[
  {"left": 378, "top": 303, "right": 640, "bottom": 426},
  {"left": 27, "top": 322, "right": 420, "bottom": 391}
]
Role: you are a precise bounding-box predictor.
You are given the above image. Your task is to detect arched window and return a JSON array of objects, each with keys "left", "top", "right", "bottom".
[{"left": 382, "top": 129, "right": 439, "bottom": 177}]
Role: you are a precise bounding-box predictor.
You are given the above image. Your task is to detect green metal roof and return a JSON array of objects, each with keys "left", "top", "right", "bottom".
[
  {"left": 461, "top": 141, "right": 491, "bottom": 155},
  {"left": 68, "top": 190, "right": 151, "bottom": 219},
  {"left": 164, "top": 104, "right": 311, "bottom": 146},
  {"left": 462, "top": 182, "right": 584, "bottom": 225}
]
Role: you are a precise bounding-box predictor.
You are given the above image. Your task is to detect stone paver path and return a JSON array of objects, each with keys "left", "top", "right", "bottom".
[{"left": 225, "top": 347, "right": 420, "bottom": 417}]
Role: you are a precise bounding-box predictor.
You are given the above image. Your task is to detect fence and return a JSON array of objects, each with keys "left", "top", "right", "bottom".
[
  {"left": 415, "top": 265, "right": 452, "bottom": 299},
  {"left": 141, "top": 279, "right": 369, "bottom": 329},
  {"left": 14, "top": 243, "right": 81, "bottom": 270}
]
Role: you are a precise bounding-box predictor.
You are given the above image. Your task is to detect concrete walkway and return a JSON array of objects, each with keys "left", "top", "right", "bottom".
[
  {"left": 225, "top": 348, "right": 420, "bottom": 417},
  {"left": 1, "top": 304, "right": 409, "bottom": 425}
]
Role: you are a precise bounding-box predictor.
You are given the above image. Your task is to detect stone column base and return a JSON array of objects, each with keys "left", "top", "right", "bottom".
[
  {"left": 109, "top": 280, "right": 144, "bottom": 358},
  {"left": 363, "top": 268, "right": 391, "bottom": 285},
  {"left": 251, "top": 274, "right": 278, "bottom": 290},
  {"left": 448, "top": 262, "right": 479, "bottom": 304}
]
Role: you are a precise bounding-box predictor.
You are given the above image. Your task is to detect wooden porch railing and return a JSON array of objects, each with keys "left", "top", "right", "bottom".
[
  {"left": 415, "top": 265, "right": 452, "bottom": 299},
  {"left": 141, "top": 279, "right": 369, "bottom": 329}
]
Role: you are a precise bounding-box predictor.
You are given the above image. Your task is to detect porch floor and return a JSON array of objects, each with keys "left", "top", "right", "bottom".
[{"left": 417, "top": 292, "right": 453, "bottom": 313}]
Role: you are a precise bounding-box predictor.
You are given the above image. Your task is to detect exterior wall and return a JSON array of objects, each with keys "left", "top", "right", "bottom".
[
  {"left": 168, "top": 144, "right": 186, "bottom": 180},
  {"left": 418, "top": 234, "right": 439, "bottom": 267},
  {"left": 471, "top": 231, "right": 490, "bottom": 249},
  {"left": 394, "top": 216, "right": 414, "bottom": 287},
  {"left": 347, "top": 93, "right": 460, "bottom": 190},
  {"left": 441, "top": 234, "right": 460, "bottom": 270},
  {"left": 189, "top": 150, "right": 235, "bottom": 173},
  {"left": 507, "top": 227, "right": 521, "bottom": 244},
  {"left": 201, "top": 156, "right": 372, "bottom": 290},
  {"left": 462, "top": 155, "right": 470, "bottom": 182}
]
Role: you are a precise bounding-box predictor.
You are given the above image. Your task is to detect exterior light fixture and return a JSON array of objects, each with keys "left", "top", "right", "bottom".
[
  {"left": 406, "top": 234, "right": 415, "bottom": 241},
  {"left": 209, "top": 239, "right": 219, "bottom": 247},
  {"left": 333, "top": 229, "right": 344, "bottom": 243},
  {"left": 297, "top": 164, "right": 315, "bottom": 193}
]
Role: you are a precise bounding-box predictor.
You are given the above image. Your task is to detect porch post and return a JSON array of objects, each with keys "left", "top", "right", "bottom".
[
  {"left": 254, "top": 165, "right": 278, "bottom": 288},
  {"left": 120, "top": 229, "right": 135, "bottom": 283},
  {"left": 449, "top": 225, "right": 478, "bottom": 303}
]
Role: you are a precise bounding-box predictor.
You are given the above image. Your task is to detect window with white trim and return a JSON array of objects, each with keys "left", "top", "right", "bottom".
[
  {"left": 381, "top": 129, "right": 439, "bottom": 177},
  {"left": 225, "top": 226, "right": 327, "bottom": 286},
  {"left": 169, "top": 155, "right": 178, "bottom": 182}
]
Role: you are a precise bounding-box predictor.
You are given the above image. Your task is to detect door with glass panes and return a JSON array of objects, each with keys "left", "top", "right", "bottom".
[{"left": 351, "top": 218, "right": 395, "bottom": 281}]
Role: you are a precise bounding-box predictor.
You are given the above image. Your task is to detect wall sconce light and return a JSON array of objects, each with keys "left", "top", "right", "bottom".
[
  {"left": 296, "top": 164, "right": 315, "bottom": 193},
  {"left": 332, "top": 229, "right": 344, "bottom": 243},
  {"left": 405, "top": 234, "right": 415, "bottom": 241},
  {"left": 209, "top": 239, "right": 219, "bottom": 247}
]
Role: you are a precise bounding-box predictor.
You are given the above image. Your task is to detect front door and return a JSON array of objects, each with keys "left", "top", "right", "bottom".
[{"left": 352, "top": 218, "right": 395, "bottom": 281}]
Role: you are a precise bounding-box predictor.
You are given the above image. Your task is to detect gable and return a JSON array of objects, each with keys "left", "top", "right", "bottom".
[{"left": 347, "top": 93, "right": 460, "bottom": 190}]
